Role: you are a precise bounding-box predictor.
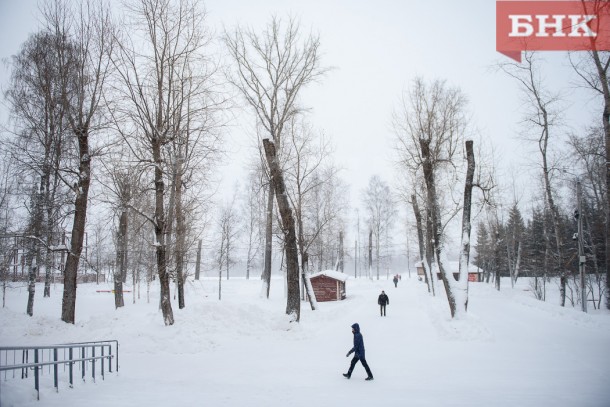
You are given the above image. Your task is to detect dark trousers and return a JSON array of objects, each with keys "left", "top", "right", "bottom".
[
  {"left": 379, "top": 304, "right": 386, "bottom": 316},
  {"left": 347, "top": 355, "right": 373, "bottom": 378}
]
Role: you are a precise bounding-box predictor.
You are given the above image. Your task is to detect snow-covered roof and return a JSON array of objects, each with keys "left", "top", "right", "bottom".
[{"left": 308, "top": 270, "right": 349, "bottom": 282}]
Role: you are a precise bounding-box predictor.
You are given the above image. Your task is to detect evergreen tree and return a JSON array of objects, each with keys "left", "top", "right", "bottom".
[{"left": 506, "top": 204, "right": 525, "bottom": 285}]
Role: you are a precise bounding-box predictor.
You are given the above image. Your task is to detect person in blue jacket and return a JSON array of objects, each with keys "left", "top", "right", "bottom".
[{"left": 343, "top": 323, "right": 374, "bottom": 380}]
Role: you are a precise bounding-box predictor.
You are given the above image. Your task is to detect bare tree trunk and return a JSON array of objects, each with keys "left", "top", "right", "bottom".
[
  {"left": 424, "top": 199, "right": 437, "bottom": 296},
  {"left": 26, "top": 185, "right": 43, "bottom": 316},
  {"left": 302, "top": 253, "right": 317, "bottom": 310},
  {"left": 421, "top": 137, "right": 456, "bottom": 317},
  {"left": 457, "top": 139, "right": 475, "bottom": 314},
  {"left": 542, "top": 135, "right": 567, "bottom": 305},
  {"left": 218, "top": 234, "right": 224, "bottom": 301},
  {"left": 43, "top": 173, "right": 55, "bottom": 297},
  {"left": 514, "top": 242, "right": 522, "bottom": 285},
  {"left": 368, "top": 229, "right": 373, "bottom": 279},
  {"left": 114, "top": 209, "right": 127, "bottom": 309},
  {"left": 226, "top": 228, "right": 230, "bottom": 281},
  {"left": 43, "top": 248, "right": 52, "bottom": 298},
  {"left": 262, "top": 185, "right": 274, "bottom": 297},
  {"left": 296, "top": 198, "right": 316, "bottom": 309},
  {"left": 263, "top": 139, "right": 300, "bottom": 321},
  {"left": 152, "top": 137, "right": 174, "bottom": 325},
  {"left": 26, "top": 246, "right": 38, "bottom": 317},
  {"left": 411, "top": 193, "right": 432, "bottom": 293},
  {"left": 375, "top": 228, "right": 380, "bottom": 280},
  {"left": 61, "top": 128, "right": 91, "bottom": 324},
  {"left": 195, "top": 239, "right": 202, "bottom": 280},
  {"left": 175, "top": 159, "right": 186, "bottom": 309}
]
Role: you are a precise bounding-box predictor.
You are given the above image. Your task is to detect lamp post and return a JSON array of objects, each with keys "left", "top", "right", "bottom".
[{"left": 575, "top": 180, "right": 587, "bottom": 313}]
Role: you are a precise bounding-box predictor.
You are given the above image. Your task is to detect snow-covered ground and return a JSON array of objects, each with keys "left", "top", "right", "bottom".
[{"left": 1, "top": 276, "right": 609, "bottom": 407}]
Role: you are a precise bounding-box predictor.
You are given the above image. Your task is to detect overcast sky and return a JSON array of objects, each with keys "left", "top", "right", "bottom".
[{"left": 0, "top": 0, "right": 597, "bottom": 236}]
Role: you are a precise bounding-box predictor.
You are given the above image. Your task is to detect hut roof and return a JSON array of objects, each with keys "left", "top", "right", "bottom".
[{"left": 309, "top": 270, "right": 349, "bottom": 282}]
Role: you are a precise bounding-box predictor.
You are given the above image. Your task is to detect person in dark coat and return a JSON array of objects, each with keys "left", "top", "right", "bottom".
[
  {"left": 343, "top": 323, "right": 374, "bottom": 380},
  {"left": 378, "top": 290, "right": 389, "bottom": 316},
  {"left": 393, "top": 275, "right": 398, "bottom": 287}
]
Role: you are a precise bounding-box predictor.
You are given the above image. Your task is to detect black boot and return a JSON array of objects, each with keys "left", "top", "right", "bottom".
[
  {"left": 365, "top": 376, "right": 374, "bottom": 381},
  {"left": 343, "top": 373, "right": 350, "bottom": 379}
]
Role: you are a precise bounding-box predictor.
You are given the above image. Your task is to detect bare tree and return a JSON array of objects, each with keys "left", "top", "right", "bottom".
[
  {"left": 362, "top": 175, "right": 396, "bottom": 280},
  {"left": 36, "top": 0, "right": 116, "bottom": 323},
  {"left": 4, "top": 26, "right": 75, "bottom": 301},
  {"left": 0, "top": 150, "right": 16, "bottom": 308},
  {"left": 224, "top": 16, "right": 326, "bottom": 299},
  {"left": 111, "top": 0, "right": 218, "bottom": 324},
  {"left": 218, "top": 188, "right": 241, "bottom": 279},
  {"left": 242, "top": 166, "right": 266, "bottom": 280},
  {"left": 393, "top": 77, "right": 468, "bottom": 317},
  {"left": 499, "top": 52, "right": 568, "bottom": 306},
  {"left": 305, "top": 165, "right": 349, "bottom": 272}
]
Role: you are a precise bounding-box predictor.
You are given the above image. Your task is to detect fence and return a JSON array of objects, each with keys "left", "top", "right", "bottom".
[{"left": 0, "top": 340, "right": 119, "bottom": 402}]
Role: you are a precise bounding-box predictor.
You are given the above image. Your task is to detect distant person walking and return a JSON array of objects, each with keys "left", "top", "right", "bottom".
[
  {"left": 378, "top": 290, "right": 389, "bottom": 316},
  {"left": 343, "top": 323, "right": 374, "bottom": 381},
  {"left": 393, "top": 275, "right": 398, "bottom": 287}
]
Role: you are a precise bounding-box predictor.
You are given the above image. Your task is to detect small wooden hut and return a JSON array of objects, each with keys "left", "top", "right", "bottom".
[{"left": 308, "top": 270, "right": 348, "bottom": 302}]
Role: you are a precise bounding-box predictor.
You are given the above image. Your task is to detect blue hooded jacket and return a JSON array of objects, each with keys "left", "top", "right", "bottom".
[{"left": 348, "top": 323, "right": 365, "bottom": 358}]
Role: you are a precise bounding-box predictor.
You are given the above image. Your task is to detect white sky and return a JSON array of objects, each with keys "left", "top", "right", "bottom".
[{"left": 0, "top": 0, "right": 597, "bottom": 248}]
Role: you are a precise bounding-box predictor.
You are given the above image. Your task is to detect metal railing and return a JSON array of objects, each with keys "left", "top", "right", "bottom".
[{"left": 0, "top": 340, "right": 119, "bottom": 401}]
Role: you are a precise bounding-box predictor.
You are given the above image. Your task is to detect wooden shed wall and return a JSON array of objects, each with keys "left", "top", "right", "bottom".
[{"left": 310, "top": 275, "right": 345, "bottom": 302}]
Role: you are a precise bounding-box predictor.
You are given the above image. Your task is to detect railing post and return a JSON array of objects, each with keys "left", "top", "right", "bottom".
[
  {"left": 21, "top": 349, "right": 28, "bottom": 379},
  {"left": 107, "top": 344, "right": 112, "bottom": 373},
  {"left": 101, "top": 345, "right": 105, "bottom": 380},
  {"left": 81, "top": 346, "right": 86, "bottom": 382},
  {"left": 69, "top": 347, "right": 74, "bottom": 388},
  {"left": 91, "top": 345, "right": 96, "bottom": 383},
  {"left": 34, "top": 349, "right": 39, "bottom": 401},
  {"left": 53, "top": 348, "right": 58, "bottom": 392}
]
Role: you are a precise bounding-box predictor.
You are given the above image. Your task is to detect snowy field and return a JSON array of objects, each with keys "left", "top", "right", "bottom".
[{"left": 1, "top": 275, "right": 609, "bottom": 407}]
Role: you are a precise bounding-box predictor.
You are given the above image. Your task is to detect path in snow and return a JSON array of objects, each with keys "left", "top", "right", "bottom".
[{"left": 1, "top": 276, "right": 609, "bottom": 407}]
